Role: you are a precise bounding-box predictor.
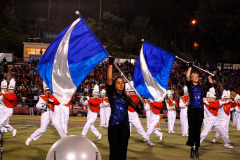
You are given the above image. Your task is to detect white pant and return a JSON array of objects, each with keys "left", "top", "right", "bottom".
[
  {"left": 104, "top": 107, "right": 111, "bottom": 127},
  {"left": 128, "top": 111, "right": 148, "bottom": 141},
  {"left": 145, "top": 110, "right": 151, "bottom": 128},
  {"left": 82, "top": 109, "right": 101, "bottom": 137},
  {"left": 0, "top": 106, "right": 14, "bottom": 132},
  {"left": 29, "top": 107, "right": 34, "bottom": 115},
  {"left": 180, "top": 108, "right": 188, "bottom": 135},
  {"left": 168, "top": 110, "right": 176, "bottom": 131},
  {"left": 233, "top": 111, "right": 237, "bottom": 126},
  {"left": 146, "top": 111, "right": 162, "bottom": 139},
  {"left": 59, "top": 105, "right": 69, "bottom": 133},
  {"left": 236, "top": 112, "right": 240, "bottom": 129},
  {"left": 214, "top": 115, "right": 230, "bottom": 139},
  {"left": 99, "top": 107, "right": 105, "bottom": 126},
  {"left": 200, "top": 116, "right": 230, "bottom": 144},
  {"left": 30, "top": 109, "right": 67, "bottom": 141}
]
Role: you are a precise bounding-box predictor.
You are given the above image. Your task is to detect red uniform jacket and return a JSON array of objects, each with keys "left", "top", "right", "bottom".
[
  {"left": 40, "top": 94, "right": 60, "bottom": 111},
  {"left": 180, "top": 96, "right": 189, "bottom": 108},
  {"left": 88, "top": 98, "right": 101, "bottom": 113},
  {"left": 166, "top": 100, "right": 179, "bottom": 110},
  {"left": 205, "top": 101, "right": 220, "bottom": 116},
  {"left": 150, "top": 102, "right": 163, "bottom": 115},
  {"left": 222, "top": 101, "right": 236, "bottom": 115},
  {"left": 3, "top": 93, "right": 17, "bottom": 108},
  {"left": 128, "top": 95, "right": 139, "bottom": 112}
]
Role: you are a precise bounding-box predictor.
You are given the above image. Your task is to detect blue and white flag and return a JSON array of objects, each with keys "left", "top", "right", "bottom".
[
  {"left": 37, "top": 12, "right": 109, "bottom": 104},
  {"left": 133, "top": 41, "right": 175, "bottom": 102}
]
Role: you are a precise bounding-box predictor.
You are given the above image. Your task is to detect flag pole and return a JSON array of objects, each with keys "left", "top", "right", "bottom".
[
  {"left": 141, "top": 39, "right": 214, "bottom": 77},
  {"left": 113, "top": 63, "right": 143, "bottom": 100},
  {"left": 175, "top": 56, "right": 214, "bottom": 76}
]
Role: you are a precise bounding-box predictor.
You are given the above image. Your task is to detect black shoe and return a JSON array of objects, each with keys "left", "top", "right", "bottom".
[
  {"left": 190, "top": 148, "right": 194, "bottom": 159},
  {"left": 195, "top": 147, "right": 199, "bottom": 159}
]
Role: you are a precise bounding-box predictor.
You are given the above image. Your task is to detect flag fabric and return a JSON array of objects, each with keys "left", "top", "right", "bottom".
[
  {"left": 37, "top": 12, "right": 109, "bottom": 104},
  {"left": 133, "top": 41, "right": 175, "bottom": 102}
]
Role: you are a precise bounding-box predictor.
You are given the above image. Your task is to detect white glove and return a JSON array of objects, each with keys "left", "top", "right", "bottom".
[
  {"left": 203, "top": 98, "right": 209, "bottom": 105},
  {"left": 1, "top": 90, "right": 5, "bottom": 94}
]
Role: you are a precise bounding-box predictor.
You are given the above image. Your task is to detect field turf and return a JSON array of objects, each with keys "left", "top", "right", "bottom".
[{"left": 2, "top": 115, "right": 240, "bottom": 160}]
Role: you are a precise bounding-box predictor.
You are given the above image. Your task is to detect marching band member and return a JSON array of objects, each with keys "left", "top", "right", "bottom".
[
  {"left": 230, "top": 91, "right": 237, "bottom": 127},
  {"left": 59, "top": 99, "right": 71, "bottom": 134},
  {"left": 234, "top": 94, "right": 240, "bottom": 130},
  {"left": 145, "top": 99, "right": 152, "bottom": 129},
  {"left": 81, "top": 84, "right": 102, "bottom": 139},
  {"left": 186, "top": 64, "right": 213, "bottom": 159},
  {"left": 0, "top": 79, "right": 17, "bottom": 137},
  {"left": 0, "top": 80, "right": 9, "bottom": 133},
  {"left": 200, "top": 88, "right": 233, "bottom": 149},
  {"left": 25, "top": 82, "right": 67, "bottom": 146},
  {"left": 101, "top": 89, "right": 111, "bottom": 127},
  {"left": 99, "top": 89, "right": 106, "bottom": 127},
  {"left": 212, "top": 90, "right": 236, "bottom": 143},
  {"left": 166, "top": 90, "right": 178, "bottom": 133},
  {"left": 125, "top": 81, "right": 152, "bottom": 146},
  {"left": 146, "top": 99, "right": 163, "bottom": 145},
  {"left": 179, "top": 86, "right": 189, "bottom": 136}
]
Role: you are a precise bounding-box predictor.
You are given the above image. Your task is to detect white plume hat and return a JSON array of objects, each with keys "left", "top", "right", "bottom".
[
  {"left": 221, "top": 90, "right": 230, "bottom": 99},
  {"left": 125, "top": 81, "right": 134, "bottom": 92},
  {"left": 1, "top": 79, "right": 7, "bottom": 89},
  {"left": 183, "top": 86, "right": 188, "bottom": 94},
  {"left": 166, "top": 90, "right": 173, "bottom": 98},
  {"left": 8, "top": 78, "right": 16, "bottom": 90},
  {"left": 92, "top": 84, "right": 99, "bottom": 95},
  {"left": 43, "top": 81, "right": 50, "bottom": 91},
  {"left": 207, "top": 87, "right": 216, "bottom": 98},
  {"left": 234, "top": 94, "right": 240, "bottom": 102},
  {"left": 101, "top": 89, "right": 106, "bottom": 95}
]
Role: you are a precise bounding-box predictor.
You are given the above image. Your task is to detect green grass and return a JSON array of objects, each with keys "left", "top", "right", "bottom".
[{"left": 2, "top": 115, "right": 240, "bottom": 160}]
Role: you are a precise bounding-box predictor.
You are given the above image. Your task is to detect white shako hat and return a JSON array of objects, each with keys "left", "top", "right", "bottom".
[
  {"left": 43, "top": 81, "right": 50, "bottom": 91},
  {"left": 8, "top": 78, "right": 16, "bottom": 90},
  {"left": 92, "top": 84, "right": 99, "bottom": 95},
  {"left": 206, "top": 87, "right": 216, "bottom": 98},
  {"left": 101, "top": 89, "right": 106, "bottom": 95},
  {"left": 125, "top": 81, "right": 134, "bottom": 92},
  {"left": 183, "top": 86, "right": 188, "bottom": 94},
  {"left": 221, "top": 90, "right": 230, "bottom": 99},
  {"left": 234, "top": 94, "right": 240, "bottom": 102},
  {"left": 1, "top": 79, "right": 7, "bottom": 89},
  {"left": 166, "top": 90, "right": 173, "bottom": 98}
]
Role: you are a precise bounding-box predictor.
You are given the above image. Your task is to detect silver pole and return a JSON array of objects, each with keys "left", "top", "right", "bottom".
[
  {"left": 175, "top": 56, "right": 214, "bottom": 76},
  {"left": 113, "top": 63, "right": 143, "bottom": 100}
]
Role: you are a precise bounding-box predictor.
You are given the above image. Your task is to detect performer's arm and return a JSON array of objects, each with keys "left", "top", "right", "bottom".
[
  {"left": 128, "top": 96, "right": 142, "bottom": 114},
  {"left": 36, "top": 97, "right": 46, "bottom": 109},
  {"left": 186, "top": 65, "right": 192, "bottom": 81},
  {"left": 107, "top": 57, "right": 114, "bottom": 85}
]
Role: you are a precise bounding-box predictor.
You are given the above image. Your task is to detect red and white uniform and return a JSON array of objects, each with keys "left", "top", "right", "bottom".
[
  {"left": 103, "top": 97, "right": 111, "bottom": 127},
  {"left": 200, "top": 100, "right": 230, "bottom": 144},
  {"left": 166, "top": 100, "right": 178, "bottom": 132},
  {"left": 234, "top": 103, "right": 240, "bottom": 130},
  {"left": 29, "top": 94, "right": 67, "bottom": 141},
  {"left": 99, "top": 99, "right": 105, "bottom": 127},
  {"left": 128, "top": 95, "right": 148, "bottom": 141},
  {"left": 58, "top": 99, "right": 71, "bottom": 133},
  {"left": 82, "top": 98, "right": 102, "bottom": 138},
  {"left": 179, "top": 96, "right": 189, "bottom": 135},
  {"left": 214, "top": 101, "right": 236, "bottom": 139},
  {"left": 0, "top": 92, "right": 17, "bottom": 132},
  {"left": 146, "top": 101, "right": 163, "bottom": 139},
  {"left": 144, "top": 99, "right": 151, "bottom": 128}
]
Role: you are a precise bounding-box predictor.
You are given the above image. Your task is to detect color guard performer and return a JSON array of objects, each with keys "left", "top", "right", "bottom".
[
  {"left": 0, "top": 79, "right": 17, "bottom": 137},
  {"left": 81, "top": 84, "right": 102, "bottom": 140},
  {"left": 179, "top": 86, "right": 189, "bottom": 136},
  {"left": 166, "top": 90, "right": 178, "bottom": 133},
  {"left": 200, "top": 88, "right": 233, "bottom": 148},
  {"left": 25, "top": 82, "right": 67, "bottom": 146}
]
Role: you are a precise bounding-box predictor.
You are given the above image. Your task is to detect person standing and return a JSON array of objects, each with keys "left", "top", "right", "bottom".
[
  {"left": 186, "top": 63, "right": 213, "bottom": 159},
  {"left": 28, "top": 99, "right": 34, "bottom": 115},
  {"left": 99, "top": 90, "right": 106, "bottom": 127},
  {"left": 81, "top": 84, "right": 102, "bottom": 139},
  {"left": 107, "top": 57, "right": 142, "bottom": 160},
  {"left": 166, "top": 90, "right": 178, "bottom": 133},
  {"left": 179, "top": 86, "right": 189, "bottom": 136},
  {"left": 101, "top": 89, "right": 111, "bottom": 127},
  {"left": 234, "top": 94, "right": 240, "bottom": 130}
]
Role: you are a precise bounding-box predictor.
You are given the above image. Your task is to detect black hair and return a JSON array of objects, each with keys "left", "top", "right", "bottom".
[{"left": 112, "top": 76, "right": 128, "bottom": 98}]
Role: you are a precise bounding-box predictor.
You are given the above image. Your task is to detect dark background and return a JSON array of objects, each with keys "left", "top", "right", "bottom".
[{"left": 1, "top": 0, "right": 240, "bottom": 64}]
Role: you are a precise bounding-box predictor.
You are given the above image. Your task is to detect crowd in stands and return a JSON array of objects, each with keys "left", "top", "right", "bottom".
[{"left": 0, "top": 59, "right": 240, "bottom": 107}]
